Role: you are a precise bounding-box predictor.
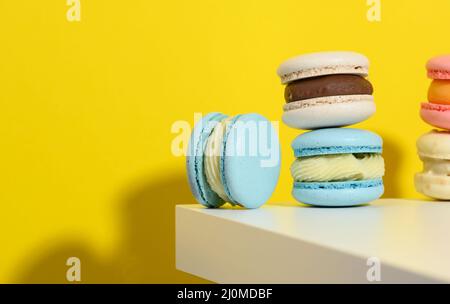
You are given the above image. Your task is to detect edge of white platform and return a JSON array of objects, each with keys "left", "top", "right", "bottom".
[{"left": 175, "top": 199, "right": 448, "bottom": 283}]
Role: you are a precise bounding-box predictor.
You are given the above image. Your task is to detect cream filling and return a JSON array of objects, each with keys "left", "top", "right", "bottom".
[
  {"left": 204, "top": 118, "right": 232, "bottom": 202},
  {"left": 421, "top": 157, "right": 450, "bottom": 176},
  {"left": 291, "top": 153, "right": 384, "bottom": 182}
]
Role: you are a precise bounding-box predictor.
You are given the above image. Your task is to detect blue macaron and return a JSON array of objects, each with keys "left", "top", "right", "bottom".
[
  {"left": 291, "top": 128, "right": 384, "bottom": 207},
  {"left": 187, "top": 112, "right": 281, "bottom": 208}
]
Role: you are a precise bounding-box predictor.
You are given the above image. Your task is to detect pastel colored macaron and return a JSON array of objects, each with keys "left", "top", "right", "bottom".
[
  {"left": 421, "top": 55, "right": 450, "bottom": 130},
  {"left": 428, "top": 80, "right": 450, "bottom": 104},
  {"left": 290, "top": 128, "right": 385, "bottom": 207},
  {"left": 415, "top": 130, "right": 450, "bottom": 200},
  {"left": 427, "top": 55, "right": 450, "bottom": 80},
  {"left": 277, "top": 51, "right": 375, "bottom": 130},
  {"left": 187, "top": 112, "right": 281, "bottom": 208},
  {"left": 420, "top": 103, "right": 450, "bottom": 130}
]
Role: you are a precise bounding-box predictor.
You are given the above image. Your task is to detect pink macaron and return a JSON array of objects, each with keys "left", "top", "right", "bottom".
[
  {"left": 420, "top": 102, "right": 450, "bottom": 130},
  {"left": 427, "top": 55, "right": 450, "bottom": 79}
]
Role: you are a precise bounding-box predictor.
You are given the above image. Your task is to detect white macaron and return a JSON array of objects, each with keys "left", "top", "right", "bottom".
[
  {"left": 415, "top": 130, "right": 450, "bottom": 200},
  {"left": 277, "top": 51, "right": 375, "bottom": 130}
]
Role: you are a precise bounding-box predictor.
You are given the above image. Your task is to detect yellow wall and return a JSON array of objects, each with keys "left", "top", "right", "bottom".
[{"left": 0, "top": 0, "right": 448, "bottom": 283}]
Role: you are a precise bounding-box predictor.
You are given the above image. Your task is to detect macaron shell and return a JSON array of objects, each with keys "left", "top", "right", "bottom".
[
  {"left": 416, "top": 129, "right": 450, "bottom": 159},
  {"left": 282, "top": 96, "right": 375, "bottom": 130},
  {"left": 292, "top": 179, "right": 384, "bottom": 207},
  {"left": 186, "top": 112, "right": 228, "bottom": 208},
  {"left": 291, "top": 127, "right": 383, "bottom": 157},
  {"left": 415, "top": 173, "right": 450, "bottom": 200},
  {"left": 420, "top": 103, "right": 450, "bottom": 130},
  {"left": 427, "top": 55, "right": 450, "bottom": 80},
  {"left": 428, "top": 80, "right": 450, "bottom": 104},
  {"left": 283, "top": 94, "right": 373, "bottom": 111},
  {"left": 428, "top": 71, "right": 450, "bottom": 80},
  {"left": 277, "top": 51, "right": 369, "bottom": 84},
  {"left": 221, "top": 113, "right": 281, "bottom": 208}
]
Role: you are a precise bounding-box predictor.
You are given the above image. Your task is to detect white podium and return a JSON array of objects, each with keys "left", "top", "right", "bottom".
[{"left": 176, "top": 199, "right": 450, "bottom": 283}]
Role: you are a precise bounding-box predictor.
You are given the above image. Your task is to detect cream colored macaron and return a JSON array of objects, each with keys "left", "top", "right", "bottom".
[
  {"left": 277, "top": 51, "right": 374, "bottom": 130},
  {"left": 415, "top": 130, "right": 450, "bottom": 200}
]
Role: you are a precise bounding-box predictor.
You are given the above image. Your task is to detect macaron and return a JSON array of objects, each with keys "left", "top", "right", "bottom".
[
  {"left": 415, "top": 130, "right": 450, "bottom": 200},
  {"left": 427, "top": 55, "right": 450, "bottom": 80},
  {"left": 421, "top": 55, "right": 450, "bottom": 130},
  {"left": 277, "top": 51, "right": 375, "bottom": 130},
  {"left": 290, "top": 128, "right": 385, "bottom": 207},
  {"left": 186, "top": 112, "right": 281, "bottom": 208}
]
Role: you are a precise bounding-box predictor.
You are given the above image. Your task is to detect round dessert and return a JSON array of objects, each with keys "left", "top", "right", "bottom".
[
  {"left": 427, "top": 55, "right": 450, "bottom": 80},
  {"left": 187, "top": 112, "right": 281, "bottom": 208},
  {"left": 421, "top": 55, "right": 450, "bottom": 130},
  {"left": 290, "top": 128, "right": 385, "bottom": 207},
  {"left": 277, "top": 51, "right": 375, "bottom": 130},
  {"left": 420, "top": 103, "right": 450, "bottom": 130},
  {"left": 415, "top": 130, "right": 450, "bottom": 200}
]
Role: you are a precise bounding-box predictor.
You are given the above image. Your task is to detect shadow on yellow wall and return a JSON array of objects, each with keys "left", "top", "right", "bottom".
[
  {"left": 15, "top": 173, "right": 210, "bottom": 283},
  {"left": 381, "top": 134, "right": 402, "bottom": 198},
  {"left": 14, "top": 133, "right": 402, "bottom": 283}
]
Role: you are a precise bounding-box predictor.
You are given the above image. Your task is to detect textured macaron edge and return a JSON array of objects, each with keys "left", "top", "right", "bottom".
[
  {"left": 293, "top": 145, "right": 382, "bottom": 158},
  {"left": 282, "top": 101, "right": 376, "bottom": 130},
  {"left": 280, "top": 65, "right": 368, "bottom": 84},
  {"left": 426, "top": 55, "right": 450, "bottom": 80},
  {"left": 418, "top": 151, "right": 450, "bottom": 160},
  {"left": 421, "top": 102, "right": 450, "bottom": 112},
  {"left": 427, "top": 70, "right": 450, "bottom": 80},
  {"left": 292, "top": 178, "right": 384, "bottom": 206},
  {"left": 420, "top": 104, "right": 450, "bottom": 131},
  {"left": 193, "top": 113, "right": 227, "bottom": 208},
  {"left": 415, "top": 173, "right": 450, "bottom": 200},
  {"left": 187, "top": 112, "right": 228, "bottom": 208},
  {"left": 294, "top": 178, "right": 383, "bottom": 190},
  {"left": 283, "top": 95, "right": 373, "bottom": 111},
  {"left": 416, "top": 130, "right": 450, "bottom": 159}
]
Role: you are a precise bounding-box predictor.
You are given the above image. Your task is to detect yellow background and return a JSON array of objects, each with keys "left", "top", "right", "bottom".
[{"left": 0, "top": 0, "right": 448, "bottom": 283}]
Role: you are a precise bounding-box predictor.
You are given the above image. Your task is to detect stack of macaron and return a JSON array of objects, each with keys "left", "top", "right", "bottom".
[
  {"left": 277, "top": 51, "right": 385, "bottom": 206},
  {"left": 416, "top": 55, "right": 450, "bottom": 200}
]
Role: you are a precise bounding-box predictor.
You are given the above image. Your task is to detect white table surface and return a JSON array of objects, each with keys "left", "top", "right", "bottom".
[{"left": 176, "top": 199, "right": 450, "bottom": 283}]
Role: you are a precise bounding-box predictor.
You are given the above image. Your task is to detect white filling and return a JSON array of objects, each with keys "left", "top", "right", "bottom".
[
  {"left": 421, "top": 157, "right": 450, "bottom": 176},
  {"left": 204, "top": 118, "right": 232, "bottom": 202}
]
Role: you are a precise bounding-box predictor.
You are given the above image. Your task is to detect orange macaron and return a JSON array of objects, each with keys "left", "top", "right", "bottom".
[{"left": 428, "top": 80, "right": 450, "bottom": 105}]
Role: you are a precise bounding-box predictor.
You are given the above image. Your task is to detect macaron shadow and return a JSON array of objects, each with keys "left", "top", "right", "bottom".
[
  {"left": 378, "top": 133, "right": 402, "bottom": 198},
  {"left": 293, "top": 203, "right": 370, "bottom": 209}
]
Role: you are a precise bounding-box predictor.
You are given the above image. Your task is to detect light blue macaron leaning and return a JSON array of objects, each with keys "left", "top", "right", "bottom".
[
  {"left": 187, "top": 112, "right": 281, "bottom": 208},
  {"left": 291, "top": 128, "right": 385, "bottom": 207}
]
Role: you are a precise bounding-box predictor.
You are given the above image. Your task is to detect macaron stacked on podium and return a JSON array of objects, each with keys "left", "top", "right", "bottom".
[
  {"left": 416, "top": 55, "right": 450, "bottom": 200},
  {"left": 277, "top": 51, "right": 385, "bottom": 206}
]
